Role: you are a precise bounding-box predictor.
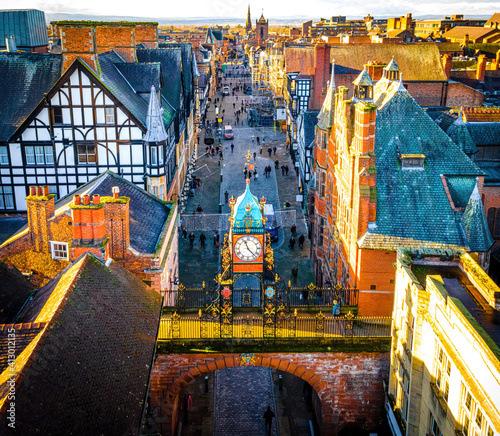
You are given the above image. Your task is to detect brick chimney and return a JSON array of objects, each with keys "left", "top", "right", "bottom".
[
  {"left": 103, "top": 187, "right": 131, "bottom": 260},
  {"left": 476, "top": 54, "right": 486, "bottom": 82},
  {"left": 442, "top": 54, "right": 452, "bottom": 80},
  {"left": 313, "top": 43, "right": 331, "bottom": 111},
  {"left": 26, "top": 186, "right": 55, "bottom": 252},
  {"left": 70, "top": 193, "right": 108, "bottom": 262},
  {"left": 365, "top": 61, "right": 385, "bottom": 82}
]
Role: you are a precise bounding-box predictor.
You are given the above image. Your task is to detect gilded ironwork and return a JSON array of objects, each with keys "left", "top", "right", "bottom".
[
  {"left": 243, "top": 316, "right": 253, "bottom": 337},
  {"left": 315, "top": 311, "right": 326, "bottom": 337},
  {"left": 345, "top": 310, "right": 355, "bottom": 335},
  {"left": 171, "top": 312, "right": 181, "bottom": 339},
  {"left": 240, "top": 353, "right": 256, "bottom": 366}
]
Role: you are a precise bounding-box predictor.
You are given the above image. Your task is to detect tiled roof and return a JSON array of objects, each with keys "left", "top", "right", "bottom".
[
  {"left": 137, "top": 48, "right": 183, "bottom": 111},
  {"left": 0, "top": 262, "right": 33, "bottom": 324},
  {"left": 434, "top": 111, "right": 457, "bottom": 132},
  {"left": 353, "top": 67, "right": 374, "bottom": 87},
  {"left": 445, "top": 176, "right": 476, "bottom": 209},
  {"left": 467, "top": 122, "right": 500, "bottom": 146},
  {"left": 476, "top": 161, "right": 500, "bottom": 184},
  {"left": 303, "top": 111, "right": 319, "bottom": 147},
  {"left": 446, "top": 115, "right": 478, "bottom": 155},
  {"left": 56, "top": 171, "right": 171, "bottom": 253},
  {"left": 0, "top": 52, "right": 62, "bottom": 141},
  {"left": 463, "top": 110, "right": 500, "bottom": 123},
  {"left": 0, "top": 323, "right": 45, "bottom": 373},
  {"left": 0, "top": 254, "right": 162, "bottom": 435},
  {"left": 114, "top": 62, "right": 161, "bottom": 93},
  {"left": 461, "top": 183, "right": 495, "bottom": 251},
  {"left": 168, "top": 42, "right": 194, "bottom": 106},
  {"left": 485, "top": 12, "right": 500, "bottom": 27},
  {"left": 366, "top": 82, "right": 484, "bottom": 250},
  {"left": 212, "top": 30, "right": 223, "bottom": 41},
  {"left": 443, "top": 26, "right": 500, "bottom": 41}
]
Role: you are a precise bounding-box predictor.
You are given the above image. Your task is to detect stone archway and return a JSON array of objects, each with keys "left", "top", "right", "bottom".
[{"left": 149, "top": 352, "right": 389, "bottom": 435}]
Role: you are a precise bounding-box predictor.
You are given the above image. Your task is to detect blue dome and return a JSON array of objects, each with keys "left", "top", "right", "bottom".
[{"left": 233, "top": 181, "right": 263, "bottom": 228}]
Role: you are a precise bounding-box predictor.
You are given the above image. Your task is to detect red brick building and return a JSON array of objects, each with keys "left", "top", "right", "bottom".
[
  {"left": 0, "top": 171, "right": 178, "bottom": 296},
  {"left": 311, "top": 60, "right": 493, "bottom": 316}
]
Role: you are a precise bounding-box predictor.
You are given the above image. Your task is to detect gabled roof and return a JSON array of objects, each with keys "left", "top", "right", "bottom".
[
  {"left": 0, "top": 253, "right": 162, "bottom": 435},
  {"left": 212, "top": 30, "right": 223, "bottom": 41},
  {"left": 167, "top": 42, "right": 195, "bottom": 105},
  {"left": 56, "top": 171, "right": 171, "bottom": 253},
  {"left": 317, "top": 62, "right": 336, "bottom": 130},
  {"left": 137, "top": 48, "right": 183, "bottom": 112},
  {"left": 485, "top": 12, "right": 500, "bottom": 28},
  {"left": 301, "top": 111, "right": 319, "bottom": 147},
  {"left": 461, "top": 183, "right": 495, "bottom": 251},
  {"left": 0, "top": 52, "right": 62, "bottom": 142},
  {"left": 360, "top": 80, "right": 484, "bottom": 250},
  {"left": 114, "top": 62, "right": 162, "bottom": 93},
  {"left": 443, "top": 26, "right": 500, "bottom": 41},
  {"left": 446, "top": 113, "right": 478, "bottom": 155},
  {"left": 0, "top": 262, "right": 33, "bottom": 324}
]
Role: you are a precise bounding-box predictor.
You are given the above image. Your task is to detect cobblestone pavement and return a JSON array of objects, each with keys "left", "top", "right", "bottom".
[
  {"left": 179, "top": 68, "right": 314, "bottom": 288},
  {"left": 213, "top": 366, "right": 278, "bottom": 436}
]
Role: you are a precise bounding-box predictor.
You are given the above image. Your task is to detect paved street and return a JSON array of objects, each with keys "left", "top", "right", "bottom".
[{"left": 179, "top": 65, "right": 314, "bottom": 288}]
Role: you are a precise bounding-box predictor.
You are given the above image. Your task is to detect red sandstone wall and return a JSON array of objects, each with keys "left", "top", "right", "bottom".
[{"left": 150, "top": 352, "right": 390, "bottom": 436}]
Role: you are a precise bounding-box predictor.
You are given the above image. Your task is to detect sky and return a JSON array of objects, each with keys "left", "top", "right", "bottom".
[{"left": 3, "top": 0, "right": 497, "bottom": 19}]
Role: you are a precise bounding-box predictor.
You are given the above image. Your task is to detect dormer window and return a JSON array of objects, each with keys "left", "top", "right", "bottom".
[{"left": 401, "top": 154, "right": 425, "bottom": 169}]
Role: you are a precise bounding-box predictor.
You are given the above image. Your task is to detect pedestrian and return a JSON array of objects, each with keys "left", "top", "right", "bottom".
[
  {"left": 298, "top": 234, "right": 305, "bottom": 249},
  {"left": 252, "top": 135, "right": 255, "bottom": 142},
  {"left": 263, "top": 406, "right": 275, "bottom": 435},
  {"left": 213, "top": 232, "right": 220, "bottom": 246},
  {"left": 257, "top": 136, "right": 260, "bottom": 145},
  {"left": 275, "top": 159, "right": 279, "bottom": 169},
  {"left": 182, "top": 393, "right": 192, "bottom": 425},
  {"left": 206, "top": 146, "right": 210, "bottom": 154},
  {"left": 291, "top": 224, "right": 297, "bottom": 236},
  {"left": 200, "top": 232, "right": 206, "bottom": 248},
  {"left": 231, "top": 143, "right": 234, "bottom": 153},
  {"left": 285, "top": 165, "right": 289, "bottom": 176},
  {"left": 225, "top": 190, "right": 229, "bottom": 203},
  {"left": 196, "top": 204, "right": 203, "bottom": 213},
  {"left": 273, "top": 146, "right": 277, "bottom": 155},
  {"left": 181, "top": 225, "right": 187, "bottom": 239},
  {"left": 292, "top": 266, "right": 299, "bottom": 285},
  {"left": 333, "top": 300, "right": 341, "bottom": 317},
  {"left": 220, "top": 150, "right": 223, "bottom": 160},
  {"left": 282, "top": 165, "right": 285, "bottom": 175},
  {"left": 189, "top": 232, "right": 195, "bottom": 248},
  {"left": 253, "top": 169, "right": 258, "bottom": 180},
  {"left": 289, "top": 235, "right": 296, "bottom": 249},
  {"left": 253, "top": 151, "right": 257, "bottom": 160},
  {"left": 244, "top": 168, "right": 248, "bottom": 179}
]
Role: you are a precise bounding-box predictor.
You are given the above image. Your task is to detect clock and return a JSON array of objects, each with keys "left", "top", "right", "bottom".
[{"left": 234, "top": 235, "right": 262, "bottom": 262}]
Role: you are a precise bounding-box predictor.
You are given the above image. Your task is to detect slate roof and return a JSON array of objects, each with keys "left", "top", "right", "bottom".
[
  {"left": 0, "top": 9, "right": 48, "bottom": 48},
  {"left": 461, "top": 183, "right": 495, "bottom": 251},
  {"left": 303, "top": 111, "right": 319, "bottom": 147},
  {"left": 144, "top": 86, "right": 168, "bottom": 143},
  {"left": 114, "top": 62, "right": 161, "bottom": 93},
  {"left": 0, "top": 262, "right": 33, "bottom": 324},
  {"left": 0, "top": 216, "right": 27, "bottom": 245},
  {"left": 212, "top": 30, "right": 223, "bottom": 41},
  {"left": 0, "top": 254, "right": 162, "bottom": 436},
  {"left": 56, "top": 171, "right": 171, "bottom": 253},
  {"left": 360, "top": 81, "right": 485, "bottom": 251},
  {"left": 0, "top": 52, "right": 62, "bottom": 142},
  {"left": 137, "top": 48, "right": 183, "bottom": 111},
  {"left": 445, "top": 176, "right": 476, "bottom": 208},
  {"left": 168, "top": 42, "right": 194, "bottom": 106},
  {"left": 467, "top": 123, "right": 500, "bottom": 146},
  {"left": 446, "top": 114, "right": 478, "bottom": 155},
  {"left": 98, "top": 51, "right": 173, "bottom": 128},
  {"left": 353, "top": 67, "right": 374, "bottom": 87}
]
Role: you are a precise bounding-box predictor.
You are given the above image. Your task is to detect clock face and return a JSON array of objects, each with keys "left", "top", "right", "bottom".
[{"left": 234, "top": 235, "right": 262, "bottom": 262}]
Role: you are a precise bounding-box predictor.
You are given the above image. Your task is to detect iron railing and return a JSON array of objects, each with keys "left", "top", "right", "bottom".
[
  {"left": 161, "top": 286, "right": 358, "bottom": 309},
  {"left": 158, "top": 314, "right": 391, "bottom": 340}
]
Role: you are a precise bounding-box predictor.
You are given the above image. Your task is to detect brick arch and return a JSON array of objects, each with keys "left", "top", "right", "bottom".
[{"left": 150, "top": 352, "right": 389, "bottom": 436}]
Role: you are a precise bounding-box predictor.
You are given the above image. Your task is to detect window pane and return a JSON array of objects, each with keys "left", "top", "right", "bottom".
[
  {"left": 35, "top": 146, "right": 45, "bottom": 164},
  {"left": 0, "top": 146, "right": 8, "bottom": 165},
  {"left": 26, "top": 146, "right": 35, "bottom": 165},
  {"left": 45, "top": 146, "right": 54, "bottom": 165},
  {"left": 151, "top": 147, "right": 157, "bottom": 165},
  {"left": 105, "top": 108, "right": 114, "bottom": 124}
]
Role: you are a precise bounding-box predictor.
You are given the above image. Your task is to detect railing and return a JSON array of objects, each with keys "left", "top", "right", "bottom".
[
  {"left": 158, "top": 314, "right": 391, "bottom": 340},
  {"left": 161, "top": 286, "right": 358, "bottom": 309}
]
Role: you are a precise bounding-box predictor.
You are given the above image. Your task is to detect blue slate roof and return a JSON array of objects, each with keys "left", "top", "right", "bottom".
[
  {"left": 233, "top": 181, "right": 263, "bottom": 228},
  {"left": 137, "top": 48, "right": 183, "bottom": 112},
  {"left": 0, "top": 52, "right": 62, "bottom": 141},
  {"left": 0, "top": 9, "right": 48, "bottom": 48},
  {"left": 467, "top": 123, "right": 500, "bottom": 146},
  {"left": 364, "top": 86, "right": 485, "bottom": 250},
  {"left": 56, "top": 171, "right": 171, "bottom": 253},
  {"left": 114, "top": 62, "right": 161, "bottom": 93},
  {"left": 167, "top": 42, "right": 194, "bottom": 108},
  {"left": 446, "top": 176, "right": 476, "bottom": 208},
  {"left": 446, "top": 116, "right": 478, "bottom": 155},
  {"left": 304, "top": 111, "right": 319, "bottom": 148}
]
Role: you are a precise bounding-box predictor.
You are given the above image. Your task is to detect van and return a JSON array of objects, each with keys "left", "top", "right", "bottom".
[
  {"left": 264, "top": 204, "right": 279, "bottom": 242},
  {"left": 224, "top": 125, "right": 233, "bottom": 139},
  {"left": 222, "top": 86, "right": 230, "bottom": 96}
]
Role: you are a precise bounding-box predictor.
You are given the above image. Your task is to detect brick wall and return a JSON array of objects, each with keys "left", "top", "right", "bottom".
[
  {"left": 312, "top": 44, "right": 331, "bottom": 111},
  {"left": 136, "top": 25, "right": 158, "bottom": 48},
  {"left": 95, "top": 26, "right": 135, "bottom": 62},
  {"left": 150, "top": 352, "right": 389, "bottom": 435},
  {"left": 446, "top": 82, "right": 484, "bottom": 107}
]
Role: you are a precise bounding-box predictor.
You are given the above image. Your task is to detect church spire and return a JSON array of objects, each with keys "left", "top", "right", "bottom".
[
  {"left": 317, "top": 60, "right": 336, "bottom": 130},
  {"left": 245, "top": 5, "right": 252, "bottom": 33},
  {"left": 143, "top": 86, "right": 167, "bottom": 143}
]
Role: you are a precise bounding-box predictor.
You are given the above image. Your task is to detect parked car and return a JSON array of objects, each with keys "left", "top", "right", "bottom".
[{"left": 224, "top": 125, "right": 233, "bottom": 139}]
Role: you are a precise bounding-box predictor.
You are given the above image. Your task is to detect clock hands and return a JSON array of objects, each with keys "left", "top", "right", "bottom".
[{"left": 243, "top": 240, "right": 256, "bottom": 256}]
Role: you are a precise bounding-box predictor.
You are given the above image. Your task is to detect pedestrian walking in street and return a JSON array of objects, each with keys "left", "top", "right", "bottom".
[
  {"left": 282, "top": 165, "right": 285, "bottom": 175},
  {"left": 252, "top": 135, "right": 255, "bottom": 142},
  {"left": 213, "top": 232, "right": 220, "bottom": 246},
  {"left": 298, "top": 234, "right": 305, "bottom": 249},
  {"left": 181, "top": 225, "right": 187, "bottom": 239},
  {"left": 244, "top": 168, "right": 248, "bottom": 179},
  {"left": 257, "top": 136, "right": 260, "bottom": 145},
  {"left": 285, "top": 165, "right": 289, "bottom": 176},
  {"left": 196, "top": 204, "right": 203, "bottom": 214},
  {"left": 189, "top": 232, "right": 195, "bottom": 249},
  {"left": 263, "top": 406, "right": 275, "bottom": 435},
  {"left": 291, "top": 224, "right": 297, "bottom": 236},
  {"left": 275, "top": 159, "right": 279, "bottom": 169},
  {"left": 268, "top": 147, "right": 272, "bottom": 157},
  {"left": 253, "top": 152, "right": 257, "bottom": 160},
  {"left": 273, "top": 146, "right": 277, "bottom": 155},
  {"left": 289, "top": 235, "right": 296, "bottom": 249},
  {"left": 253, "top": 169, "right": 258, "bottom": 180},
  {"left": 292, "top": 266, "right": 299, "bottom": 285},
  {"left": 231, "top": 143, "right": 234, "bottom": 153},
  {"left": 224, "top": 190, "right": 229, "bottom": 203},
  {"left": 200, "top": 232, "right": 206, "bottom": 248},
  {"left": 182, "top": 393, "right": 192, "bottom": 426}
]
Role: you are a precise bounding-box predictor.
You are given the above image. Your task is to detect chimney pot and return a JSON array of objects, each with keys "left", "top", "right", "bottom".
[
  {"left": 83, "top": 194, "right": 90, "bottom": 205},
  {"left": 30, "top": 186, "right": 36, "bottom": 196},
  {"left": 43, "top": 186, "right": 50, "bottom": 196},
  {"left": 74, "top": 194, "right": 81, "bottom": 205},
  {"left": 92, "top": 194, "right": 100, "bottom": 205},
  {"left": 112, "top": 186, "right": 120, "bottom": 199},
  {"left": 36, "top": 186, "right": 42, "bottom": 196}
]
